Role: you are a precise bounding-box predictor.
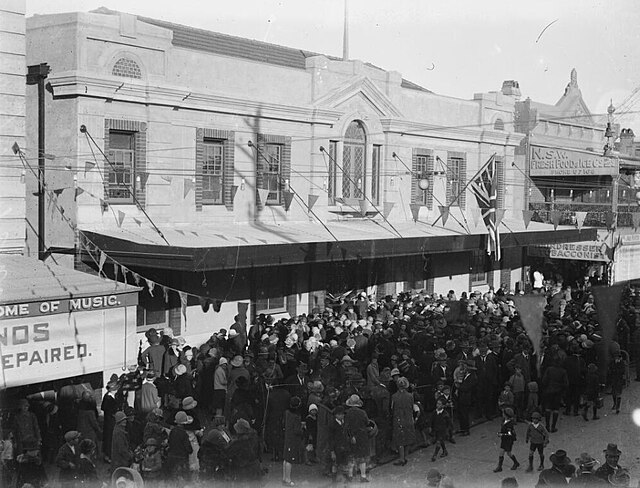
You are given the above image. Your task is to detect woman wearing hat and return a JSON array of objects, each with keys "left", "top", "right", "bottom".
[
  {"left": 391, "top": 377, "right": 415, "bottom": 467},
  {"left": 344, "top": 394, "right": 371, "bottom": 482},
  {"left": 77, "top": 439, "right": 101, "bottom": 488},
  {"left": 110, "top": 412, "right": 133, "bottom": 474},
  {"left": 166, "top": 411, "right": 193, "bottom": 483},
  {"left": 494, "top": 408, "right": 519, "bottom": 472},
  {"left": 282, "top": 396, "right": 304, "bottom": 486},
  {"left": 226, "top": 418, "right": 263, "bottom": 483}
]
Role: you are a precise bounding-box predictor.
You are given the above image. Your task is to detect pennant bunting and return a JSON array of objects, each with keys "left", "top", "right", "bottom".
[
  {"left": 145, "top": 279, "right": 155, "bottom": 297},
  {"left": 161, "top": 175, "right": 173, "bottom": 183},
  {"left": 604, "top": 211, "right": 617, "bottom": 230},
  {"left": 52, "top": 188, "right": 65, "bottom": 196},
  {"left": 470, "top": 154, "right": 501, "bottom": 261},
  {"left": 549, "top": 210, "right": 562, "bottom": 230},
  {"left": 179, "top": 292, "right": 188, "bottom": 324},
  {"left": 138, "top": 172, "right": 149, "bottom": 187},
  {"left": 64, "top": 163, "right": 72, "bottom": 171},
  {"left": 75, "top": 187, "right": 85, "bottom": 200},
  {"left": 383, "top": 202, "right": 395, "bottom": 219},
  {"left": 212, "top": 299, "right": 223, "bottom": 313},
  {"left": 191, "top": 231, "right": 199, "bottom": 237},
  {"left": 215, "top": 234, "right": 228, "bottom": 241},
  {"left": 113, "top": 262, "right": 119, "bottom": 283},
  {"left": 409, "top": 203, "right": 422, "bottom": 222},
  {"left": 257, "top": 188, "right": 270, "bottom": 207},
  {"left": 283, "top": 191, "right": 294, "bottom": 211},
  {"left": 98, "top": 252, "right": 107, "bottom": 276},
  {"left": 471, "top": 206, "right": 482, "bottom": 228},
  {"left": 632, "top": 212, "right": 640, "bottom": 231},
  {"left": 238, "top": 237, "right": 248, "bottom": 243},
  {"left": 592, "top": 284, "right": 625, "bottom": 367},
  {"left": 495, "top": 208, "right": 506, "bottom": 227},
  {"left": 438, "top": 206, "right": 449, "bottom": 226},
  {"left": 575, "top": 211, "right": 588, "bottom": 231},
  {"left": 132, "top": 273, "right": 141, "bottom": 285},
  {"left": 230, "top": 185, "right": 239, "bottom": 203},
  {"left": 121, "top": 266, "right": 129, "bottom": 285},
  {"left": 162, "top": 286, "right": 170, "bottom": 304},
  {"left": 358, "top": 199, "right": 369, "bottom": 216},
  {"left": 116, "top": 210, "right": 125, "bottom": 228},
  {"left": 199, "top": 297, "right": 211, "bottom": 313},
  {"left": 99, "top": 199, "right": 107, "bottom": 215},
  {"left": 176, "top": 230, "right": 185, "bottom": 236},
  {"left": 133, "top": 218, "right": 142, "bottom": 227},
  {"left": 512, "top": 294, "right": 547, "bottom": 371},
  {"left": 522, "top": 210, "right": 534, "bottom": 229},
  {"left": 183, "top": 178, "right": 194, "bottom": 198},
  {"left": 84, "top": 161, "right": 95, "bottom": 173},
  {"left": 308, "top": 194, "right": 319, "bottom": 211},
  {"left": 258, "top": 239, "right": 268, "bottom": 244}
]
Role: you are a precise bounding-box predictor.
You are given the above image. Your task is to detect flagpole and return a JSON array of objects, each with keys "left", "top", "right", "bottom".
[{"left": 431, "top": 153, "right": 496, "bottom": 227}]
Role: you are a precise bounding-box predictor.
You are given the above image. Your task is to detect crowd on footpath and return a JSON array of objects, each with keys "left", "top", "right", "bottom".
[{"left": 2, "top": 274, "right": 639, "bottom": 488}]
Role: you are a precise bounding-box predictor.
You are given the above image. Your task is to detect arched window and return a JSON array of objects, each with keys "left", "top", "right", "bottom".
[
  {"left": 494, "top": 118, "right": 505, "bottom": 131},
  {"left": 112, "top": 57, "right": 142, "bottom": 79},
  {"left": 342, "top": 121, "right": 366, "bottom": 199}
]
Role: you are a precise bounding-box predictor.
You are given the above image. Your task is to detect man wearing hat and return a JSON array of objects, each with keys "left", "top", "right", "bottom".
[
  {"left": 135, "top": 370, "right": 160, "bottom": 418},
  {"left": 537, "top": 449, "right": 573, "bottom": 487},
  {"left": 284, "top": 361, "right": 310, "bottom": 407},
  {"left": 595, "top": 444, "right": 623, "bottom": 483},
  {"left": 141, "top": 328, "right": 165, "bottom": 376},
  {"left": 55, "top": 430, "right": 81, "bottom": 486},
  {"left": 571, "top": 453, "right": 599, "bottom": 486},
  {"left": 345, "top": 394, "right": 371, "bottom": 482},
  {"left": 111, "top": 411, "right": 133, "bottom": 473},
  {"left": 455, "top": 359, "right": 477, "bottom": 436}
]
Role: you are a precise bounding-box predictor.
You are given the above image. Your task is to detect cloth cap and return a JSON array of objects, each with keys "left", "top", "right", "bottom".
[
  {"left": 229, "top": 329, "right": 239, "bottom": 338},
  {"left": 390, "top": 368, "right": 400, "bottom": 376},
  {"left": 64, "top": 430, "right": 81, "bottom": 442},
  {"left": 219, "top": 357, "right": 228, "bottom": 365},
  {"left": 308, "top": 403, "right": 318, "bottom": 412},
  {"left": 114, "top": 411, "right": 127, "bottom": 423}
]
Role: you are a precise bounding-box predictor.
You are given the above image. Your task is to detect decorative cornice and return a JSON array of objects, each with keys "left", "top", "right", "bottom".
[
  {"left": 48, "top": 72, "right": 343, "bottom": 125},
  {"left": 313, "top": 76, "right": 404, "bottom": 118}
]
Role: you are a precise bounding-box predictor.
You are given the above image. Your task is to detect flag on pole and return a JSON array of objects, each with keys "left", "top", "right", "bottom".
[
  {"left": 470, "top": 154, "right": 501, "bottom": 261},
  {"left": 283, "top": 191, "right": 294, "bottom": 211},
  {"left": 575, "top": 211, "right": 588, "bottom": 231}
]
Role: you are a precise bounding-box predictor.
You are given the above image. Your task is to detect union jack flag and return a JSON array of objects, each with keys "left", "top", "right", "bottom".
[{"left": 471, "top": 154, "right": 501, "bottom": 261}]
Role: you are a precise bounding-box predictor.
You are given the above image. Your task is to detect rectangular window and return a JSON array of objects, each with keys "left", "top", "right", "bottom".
[
  {"left": 448, "top": 157, "right": 462, "bottom": 207},
  {"left": 202, "top": 140, "right": 224, "bottom": 204},
  {"left": 371, "top": 145, "right": 381, "bottom": 205},
  {"left": 470, "top": 250, "right": 488, "bottom": 286},
  {"left": 263, "top": 143, "right": 282, "bottom": 204},
  {"left": 255, "top": 296, "right": 286, "bottom": 314},
  {"left": 414, "top": 153, "right": 433, "bottom": 205},
  {"left": 107, "top": 131, "right": 135, "bottom": 202}
]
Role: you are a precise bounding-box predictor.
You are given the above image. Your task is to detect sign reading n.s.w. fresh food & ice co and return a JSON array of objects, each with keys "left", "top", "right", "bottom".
[{"left": 530, "top": 146, "right": 618, "bottom": 176}]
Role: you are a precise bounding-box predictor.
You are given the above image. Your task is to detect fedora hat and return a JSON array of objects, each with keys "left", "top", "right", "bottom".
[
  {"left": 603, "top": 443, "right": 622, "bottom": 455},
  {"left": 64, "top": 430, "right": 81, "bottom": 442},
  {"left": 230, "top": 355, "right": 243, "bottom": 367},
  {"left": 174, "top": 411, "right": 193, "bottom": 425},
  {"left": 550, "top": 449, "right": 571, "bottom": 466},
  {"left": 182, "top": 396, "right": 198, "bottom": 410},
  {"left": 575, "top": 453, "right": 597, "bottom": 468},
  {"left": 345, "top": 394, "right": 363, "bottom": 408}
]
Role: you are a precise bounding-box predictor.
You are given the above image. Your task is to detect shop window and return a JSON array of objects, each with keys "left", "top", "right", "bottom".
[
  {"left": 447, "top": 152, "right": 466, "bottom": 208},
  {"left": 255, "top": 296, "right": 287, "bottom": 314},
  {"left": 411, "top": 149, "right": 434, "bottom": 208},
  {"left": 136, "top": 292, "right": 181, "bottom": 335},
  {"left": 470, "top": 250, "right": 489, "bottom": 286},
  {"left": 255, "top": 133, "right": 291, "bottom": 208},
  {"left": 104, "top": 119, "right": 147, "bottom": 206}
]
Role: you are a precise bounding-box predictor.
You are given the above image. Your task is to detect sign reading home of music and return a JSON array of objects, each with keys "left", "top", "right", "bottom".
[{"left": 530, "top": 146, "right": 618, "bottom": 176}]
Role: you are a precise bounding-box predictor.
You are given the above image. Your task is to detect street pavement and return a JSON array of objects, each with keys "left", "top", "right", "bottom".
[{"left": 258, "top": 380, "right": 640, "bottom": 488}]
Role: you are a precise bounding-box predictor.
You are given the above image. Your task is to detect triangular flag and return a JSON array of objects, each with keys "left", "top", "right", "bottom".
[
  {"left": 145, "top": 279, "right": 155, "bottom": 297},
  {"left": 121, "top": 266, "right": 129, "bottom": 285},
  {"left": 575, "top": 211, "right": 588, "bottom": 231},
  {"left": 258, "top": 239, "right": 268, "bottom": 244},
  {"left": 98, "top": 252, "right": 107, "bottom": 276},
  {"left": 113, "top": 262, "right": 119, "bottom": 283},
  {"left": 604, "top": 211, "right": 616, "bottom": 230},
  {"left": 549, "top": 210, "right": 562, "bottom": 230},
  {"left": 184, "top": 178, "right": 194, "bottom": 198},
  {"left": 283, "top": 191, "right": 294, "bottom": 211},
  {"left": 100, "top": 199, "right": 107, "bottom": 215},
  {"left": 132, "top": 272, "right": 141, "bottom": 285},
  {"left": 512, "top": 294, "right": 547, "bottom": 370},
  {"left": 495, "top": 208, "right": 506, "bottom": 227},
  {"left": 138, "top": 172, "right": 149, "bottom": 187},
  {"left": 257, "top": 188, "right": 270, "bottom": 206},
  {"left": 176, "top": 229, "right": 185, "bottom": 236},
  {"left": 11, "top": 142, "right": 20, "bottom": 154},
  {"left": 471, "top": 207, "right": 482, "bottom": 228},
  {"left": 116, "top": 210, "right": 125, "bottom": 228},
  {"left": 438, "top": 206, "right": 449, "bottom": 225},
  {"left": 592, "top": 284, "right": 625, "bottom": 368},
  {"left": 231, "top": 185, "right": 239, "bottom": 203},
  {"left": 633, "top": 212, "right": 640, "bottom": 231},
  {"left": 383, "top": 202, "right": 395, "bottom": 219},
  {"left": 212, "top": 299, "right": 223, "bottom": 313},
  {"left": 199, "top": 297, "right": 211, "bottom": 313},
  {"left": 84, "top": 161, "right": 95, "bottom": 173},
  {"left": 215, "top": 234, "right": 228, "bottom": 241},
  {"left": 191, "top": 231, "right": 199, "bottom": 237},
  {"left": 238, "top": 237, "right": 248, "bottom": 243},
  {"left": 409, "top": 203, "right": 422, "bottom": 222},
  {"left": 52, "top": 188, "right": 65, "bottom": 196},
  {"left": 161, "top": 175, "right": 173, "bottom": 183},
  {"left": 133, "top": 217, "right": 142, "bottom": 227},
  {"left": 75, "top": 187, "right": 85, "bottom": 200},
  {"left": 179, "top": 291, "right": 188, "bottom": 324},
  {"left": 308, "top": 194, "right": 319, "bottom": 211},
  {"left": 162, "top": 286, "right": 169, "bottom": 304},
  {"left": 522, "top": 210, "right": 534, "bottom": 229},
  {"left": 358, "top": 199, "right": 369, "bottom": 216}
]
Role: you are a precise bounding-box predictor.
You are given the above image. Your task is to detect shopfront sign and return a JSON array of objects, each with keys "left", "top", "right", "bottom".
[
  {"left": 0, "top": 292, "right": 138, "bottom": 389},
  {"left": 528, "top": 242, "right": 609, "bottom": 262},
  {"left": 530, "top": 146, "right": 618, "bottom": 176}
]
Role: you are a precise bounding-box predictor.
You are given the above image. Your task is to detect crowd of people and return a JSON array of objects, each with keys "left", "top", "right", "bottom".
[{"left": 2, "top": 278, "right": 639, "bottom": 487}]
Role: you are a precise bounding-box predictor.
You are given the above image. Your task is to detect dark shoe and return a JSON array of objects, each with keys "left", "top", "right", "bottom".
[
  {"left": 440, "top": 451, "right": 448, "bottom": 458},
  {"left": 360, "top": 477, "right": 370, "bottom": 483},
  {"left": 449, "top": 438, "right": 456, "bottom": 444},
  {"left": 511, "top": 461, "right": 520, "bottom": 470},
  {"left": 538, "top": 465, "right": 544, "bottom": 471},
  {"left": 393, "top": 459, "right": 407, "bottom": 466},
  {"left": 460, "top": 431, "right": 470, "bottom": 436},
  {"left": 431, "top": 456, "right": 437, "bottom": 462},
  {"left": 592, "top": 415, "right": 599, "bottom": 420},
  {"left": 493, "top": 467, "right": 503, "bottom": 473}
]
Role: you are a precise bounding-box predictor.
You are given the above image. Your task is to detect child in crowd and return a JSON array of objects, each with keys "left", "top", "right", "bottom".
[
  {"left": 493, "top": 407, "right": 519, "bottom": 472},
  {"left": 526, "top": 381, "right": 540, "bottom": 420},
  {"left": 140, "top": 438, "right": 163, "bottom": 482},
  {"left": 524, "top": 411, "right": 549, "bottom": 472},
  {"left": 508, "top": 365, "right": 526, "bottom": 421},
  {"left": 430, "top": 399, "right": 453, "bottom": 462},
  {"left": 305, "top": 404, "right": 318, "bottom": 465},
  {"left": 498, "top": 383, "right": 515, "bottom": 417}
]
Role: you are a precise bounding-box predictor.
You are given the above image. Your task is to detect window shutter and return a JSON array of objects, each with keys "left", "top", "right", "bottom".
[
  {"left": 134, "top": 128, "right": 147, "bottom": 208},
  {"left": 195, "top": 129, "right": 204, "bottom": 211},
  {"left": 411, "top": 149, "right": 418, "bottom": 203},
  {"left": 459, "top": 156, "right": 467, "bottom": 210},
  {"left": 256, "top": 133, "right": 265, "bottom": 211},
  {"left": 168, "top": 306, "right": 181, "bottom": 336},
  {"left": 426, "top": 155, "right": 434, "bottom": 210},
  {"left": 496, "top": 156, "right": 505, "bottom": 209},
  {"left": 281, "top": 137, "right": 291, "bottom": 206},
  {"left": 223, "top": 132, "right": 235, "bottom": 211}
]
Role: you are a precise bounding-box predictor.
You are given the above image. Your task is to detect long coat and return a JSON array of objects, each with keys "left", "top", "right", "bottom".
[
  {"left": 283, "top": 409, "right": 304, "bottom": 464},
  {"left": 77, "top": 406, "right": 102, "bottom": 448},
  {"left": 391, "top": 390, "right": 416, "bottom": 448},
  {"left": 110, "top": 422, "right": 132, "bottom": 470},
  {"left": 345, "top": 406, "right": 370, "bottom": 460},
  {"left": 101, "top": 393, "right": 118, "bottom": 457},
  {"left": 55, "top": 442, "right": 81, "bottom": 487},
  {"left": 264, "top": 387, "right": 290, "bottom": 454}
]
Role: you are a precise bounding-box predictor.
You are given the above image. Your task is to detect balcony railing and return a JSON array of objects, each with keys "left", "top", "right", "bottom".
[{"left": 529, "top": 202, "right": 640, "bottom": 228}]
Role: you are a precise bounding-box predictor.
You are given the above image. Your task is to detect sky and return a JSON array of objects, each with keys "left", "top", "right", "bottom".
[{"left": 26, "top": 0, "right": 640, "bottom": 130}]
